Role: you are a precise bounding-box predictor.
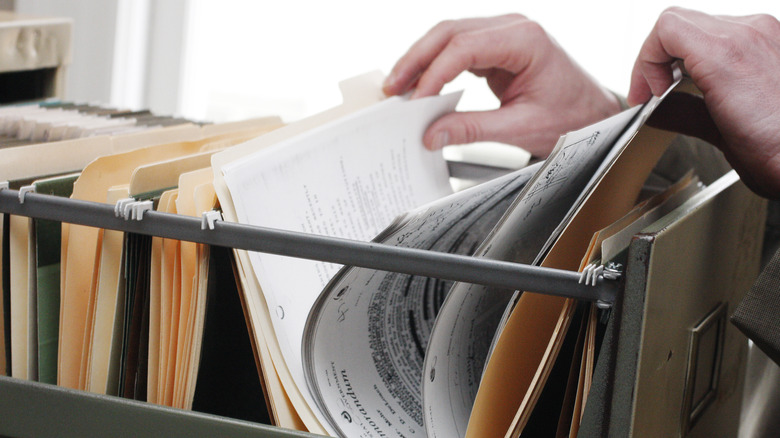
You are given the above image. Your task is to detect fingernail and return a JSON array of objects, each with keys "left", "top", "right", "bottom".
[{"left": 431, "top": 131, "right": 449, "bottom": 150}]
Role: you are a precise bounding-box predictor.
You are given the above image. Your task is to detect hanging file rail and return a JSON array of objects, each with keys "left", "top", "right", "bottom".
[{"left": 0, "top": 187, "right": 619, "bottom": 305}]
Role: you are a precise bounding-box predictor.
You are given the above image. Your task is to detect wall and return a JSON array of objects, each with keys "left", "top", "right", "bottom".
[{"left": 16, "top": 0, "right": 120, "bottom": 104}]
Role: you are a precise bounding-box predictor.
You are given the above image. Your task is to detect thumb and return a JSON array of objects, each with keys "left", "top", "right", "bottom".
[{"left": 422, "top": 110, "right": 518, "bottom": 150}]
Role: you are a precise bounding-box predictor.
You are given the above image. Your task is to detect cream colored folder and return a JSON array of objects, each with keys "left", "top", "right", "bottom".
[
  {"left": 59, "top": 122, "right": 281, "bottom": 390},
  {"left": 158, "top": 189, "right": 181, "bottom": 406},
  {"left": 170, "top": 168, "right": 213, "bottom": 410},
  {"left": 9, "top": 214, "right": 31, "bottom": 380},
  {"left": 86, "top": 186, "right": 130, "bottom": 395}
]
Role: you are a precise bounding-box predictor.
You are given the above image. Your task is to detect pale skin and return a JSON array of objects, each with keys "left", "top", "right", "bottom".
[
  {"left": 384, "top": 8, "right": 780, "bottom": 199},
  {"left": 382, "top": 14, "right": 621, "bottom": 157}
]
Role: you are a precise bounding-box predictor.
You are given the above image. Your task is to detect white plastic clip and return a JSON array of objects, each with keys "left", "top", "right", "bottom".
[
  {"left": 603, "top": 262, "right": 623, "bottom": 281},
  {"left": 589, "top": 264, "right": 604, "bottom": 286},
  {"left": 0, "top": 181, "right": 8, "bottom": 190},
  {"left": 201, "top": 210, "right": 223, "bottom": 230},
  {"left": 131, "top": 200, "right": 153, "bottom": 221},
  {"left": 18, "top": 185, "right": 35, "bottom": 204},
  {"left": 123, "top": 200, "right": 136, "bottom": 220},
  {"left": 579, "top": 263, "right": 604, "bottom": 287},
  {"left": 115, "top": 198, "right": 135, "bottom": 218},
  {"left": 578, "top": 264, "right": 591, "bottom": 285}
]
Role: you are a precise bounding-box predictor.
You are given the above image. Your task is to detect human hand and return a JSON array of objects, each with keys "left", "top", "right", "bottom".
[
  {"left": 628, "top": 7, "right": 780, "bottom": 199},
  {"left": 383, "top": 14, "right": 621, "bottom": 157}
]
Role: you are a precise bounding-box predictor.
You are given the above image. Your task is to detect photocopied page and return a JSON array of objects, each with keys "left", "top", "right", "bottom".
[
  {"left": 302, "top": 162, "right": 541, "bottom": 438},
  {"left": 219, "top": 90, "right": 460, "bottom": 432}
]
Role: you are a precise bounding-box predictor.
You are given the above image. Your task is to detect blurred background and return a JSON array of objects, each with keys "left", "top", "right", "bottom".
[{"left": 11, "top": 0, "right": 780, "bottom": 126}]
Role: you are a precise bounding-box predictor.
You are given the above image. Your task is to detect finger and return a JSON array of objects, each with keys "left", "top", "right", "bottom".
[
  {"left": 412, "top": 18, "right": 549, "bottom": 98},
  {"left": 384, "top": 14, "right": 524, "bottom": 96},
  {"left": 626, "top": 62, "right": 661, "bottom": 107},
  {"left": 422, "top": 110, "right": 511, "bottom": 149},
  {"left": 423, "top": 105, "right": 531, "bottom": 146},
  {"left": 628, "top": 10, "right": 685, "bottom": 105},
  {"left": 384, "top": 20, "right": 458, "bottom": 96},
  {"left": 628, "top": 7, "right": 714, "bottom": 105},
  {"left": 423, "top": 108, "right": 563, "bottom": 157},
  {"left": 721, "top": 12, "right": 780, "bottom": 35}
]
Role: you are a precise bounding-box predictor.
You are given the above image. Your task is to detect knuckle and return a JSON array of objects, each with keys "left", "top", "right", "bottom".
[
  {"left": 713, "top": 33, "right": 746, "bottom": 64},
  {"left": 444, "top": 32, "right": 484, "bottom": 69},
  {"left": 448, "top": 31, "right": 476, "bottom": 52},
  {"left": 753, "top": 13, "right": 779, "bottom": 26},
  {"left": 661, "top": 6, "right": 685, "bottom": 16},
  {"left": 751, "top": 13, "right": 780, "bottom": 34},
  {"left": 656, "top": 8, "right": 684, "bottom": 34},
  {"left": 431, "top": 19, "right": 456, "bottom": 35},
  {"left": 741, "top": 25, "right": 765, "bottom": 45},
  {"left": 458, "top": 119, "right": 483, "bottom": 144},
  {"left": 709, "top": 23, "right": 774, "bottom": 68},
  {"left": 502, "top": 18, "right": 548, "bottom": 47},
  {"left": 501, "top": 13, "right": 528, "bottom": 23},
  {"left": 424, "top": 19, "right": 457, "bottom": 41},
  {"left": 517, "top": 19, "right": 546, "bottom": 38}
]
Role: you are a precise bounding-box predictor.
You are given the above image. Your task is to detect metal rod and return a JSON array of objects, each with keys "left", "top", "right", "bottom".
[{"left": 0, "top": 189, "right": 618, "bottom": 304}]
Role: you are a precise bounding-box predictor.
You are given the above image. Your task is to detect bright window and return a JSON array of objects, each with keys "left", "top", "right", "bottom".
[{"left": 176, "top": 0, "right": 780, "bottom": 124}]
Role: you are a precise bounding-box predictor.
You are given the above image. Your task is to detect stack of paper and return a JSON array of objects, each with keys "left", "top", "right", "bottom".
[
  {"left": 211, "top": 73, "right": 733, "bottom": 438},
  {"left": 0, "top": 71, "right": 753, "bottom": 438}
]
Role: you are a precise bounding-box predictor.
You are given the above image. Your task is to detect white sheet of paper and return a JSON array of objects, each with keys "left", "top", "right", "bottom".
[{"left": 220, "top": 92, "right": 460, "bottom": 423}]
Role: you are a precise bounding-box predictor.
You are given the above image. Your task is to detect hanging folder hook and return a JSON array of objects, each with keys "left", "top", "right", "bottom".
[
  {"left": 201, "top": 210, "right": 223, "bottom": 230},
  {"left": 579, "top": 263, "right": 604, "bottom": 287},
  {"left": 579, "top": 263, "right": 593, "bottom": 285},
  {"left": 131, "top": 200, "right": 153, "bottom": 221},
  {"left": 114, "top": 198, "right": 152, "bottom": 221},
  {"left": 122, "top": 201, "right": 135, "bottom": 220},
  {"left": 115, "top": 198, "right": 134, "bottom": 218},
  {"left": 18, "top": 185, "right": 35, "bottom": 204}
]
